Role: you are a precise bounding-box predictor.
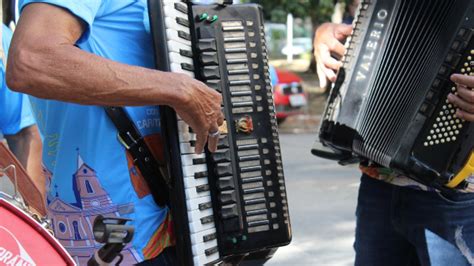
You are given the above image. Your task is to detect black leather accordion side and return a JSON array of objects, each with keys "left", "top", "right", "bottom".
[{"left": 314, "top": 0, "right": 474, "bottom": 190}]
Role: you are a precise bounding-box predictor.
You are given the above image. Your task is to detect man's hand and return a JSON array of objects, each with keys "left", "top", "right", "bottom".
[
  {"left": 170, "top": 73, "right": 224, "bottom": 154},
  {"left": 449, "top": 74, "right": 474, "bottom": 122},
  {"left": 314, "top": 23, "right": 353, "bottom": 88}
]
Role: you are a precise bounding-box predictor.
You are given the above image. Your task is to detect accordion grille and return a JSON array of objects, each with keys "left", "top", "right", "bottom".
[{"left": 354, "top": 0, "right": 461, "bottom": 166}]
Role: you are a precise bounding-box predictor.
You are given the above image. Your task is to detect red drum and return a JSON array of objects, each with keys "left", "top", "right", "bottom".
[{"left": 0, "top": 198, "right": 75, "bottom": 266}]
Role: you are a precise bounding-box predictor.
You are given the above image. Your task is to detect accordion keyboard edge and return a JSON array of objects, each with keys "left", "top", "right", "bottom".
[
  {"left": 317, "top": 0, "right": 474, "bottom": 190},
  {"left": 148, "top": 1, "right": 292, "bottom": 265}
]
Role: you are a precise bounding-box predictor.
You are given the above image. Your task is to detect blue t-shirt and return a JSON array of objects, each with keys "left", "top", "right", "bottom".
[
  {"left": 0, "top": 25, "right": 35, "bottom": 135},
  {"left": 20, "top": 1, "right": 173, "bottom": 264}
]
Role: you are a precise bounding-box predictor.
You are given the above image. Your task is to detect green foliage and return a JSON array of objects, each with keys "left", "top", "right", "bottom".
[{"left": 248, "top": 0, "right": 336, "bottom": 25}]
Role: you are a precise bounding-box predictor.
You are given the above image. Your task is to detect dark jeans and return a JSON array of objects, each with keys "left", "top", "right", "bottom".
[
  {"left": 136, "top": 247, "right": 177, "bottom": 266},
  {"left": 355, "top": 175, "right": 474, "bottom": 266}
]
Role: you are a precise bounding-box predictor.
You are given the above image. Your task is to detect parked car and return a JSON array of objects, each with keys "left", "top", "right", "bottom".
[{"left": 270, "top": 66, "right": 308, "bottom": 123}]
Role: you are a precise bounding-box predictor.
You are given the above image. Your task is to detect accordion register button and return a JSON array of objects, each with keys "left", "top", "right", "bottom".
[
  {"left": 197, "top": 38, "right": 217, "bottom": 52},
  {"left": 218, "top": 176, "right": 235, "bottom": 191},
  {"left": 200, "top": 52, "right": 219, "bottom": 66},
  {"left": 458, "top": 28, "right": 473, "bottom": 42},
  {"left": 419, "top": 102, "right": 435, "bottom": 117},
  {"left": 221, "top": 204, "right": 239, "bottom": 219},
  {"left": 206, "top": 80, "right": 222, "bottom": 92},
  {"left": 223, "top": 217, "right": 241, "bottom": 232},
  {"left": 438, "top": 65, "right": 450, "bottom": 76},
  {"left": 202, "top": 66, "right": 221, "bottom": 79},
  {"left": 445, "top": 53, "right": 461, "bottom": 66},
  {"left": 219, "top": 190, "right": 237, "bottom": 204},
  {"left": 215, "top": 163, "right": 233, "bottom": 176},
  {"left": 212, "top": 149, "right": 231, "bottom": 163},
  {"left": 218, "top": 135, "right": 230, "bottom": 149}
]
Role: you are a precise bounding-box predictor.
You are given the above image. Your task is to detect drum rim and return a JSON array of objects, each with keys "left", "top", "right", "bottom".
[{"left": 0, "top": 198, "right": 76, "bottom": 266}]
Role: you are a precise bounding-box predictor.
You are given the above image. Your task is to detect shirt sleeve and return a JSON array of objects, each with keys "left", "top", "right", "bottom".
[{"left": 19, "top": 0, "right": 103, "bottom": 41}]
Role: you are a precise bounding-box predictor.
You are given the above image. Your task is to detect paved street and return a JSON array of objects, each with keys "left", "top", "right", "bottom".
[{"left": 268, "top": 133, "right": 361, "bottom": 266}]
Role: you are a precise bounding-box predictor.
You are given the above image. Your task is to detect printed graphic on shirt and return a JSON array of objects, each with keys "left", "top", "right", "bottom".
[{"left": 45, "top": 152, "right": 140, "bottom": 265}]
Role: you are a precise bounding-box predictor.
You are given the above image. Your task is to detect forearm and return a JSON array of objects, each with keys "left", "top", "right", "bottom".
[
  {"left": 5, "top": 125, "right": 46, "bottom": 196},
  {"left": 7, "top": 43, "right": 182, "bottom": 107}
]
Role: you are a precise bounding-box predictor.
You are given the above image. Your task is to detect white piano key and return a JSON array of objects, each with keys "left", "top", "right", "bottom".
[
  {"left": 188, "top": 208, "right": 214, "bottom": 223},
  {"left": 179, "top": 131, "right": 196, "bottom": 143},
  {"left": 186, "top": 196, "right": 212, "bottom": 211},
  {"left": 165, "top": 30, "right": 192, "bottom": 47},
  {"left": 165, "top": 17, "right": 190, "bottom": 34},
  {"left": 181, "top": 153, "right": 206, "bottom": 166},
  {"left": 193, "top": 252, "right": 220, "bottom": 266},
  {"left": 170, "top": 63, "right": 195, "bottom": 76},
  {"left": 183, "top": 176, "right": 208, "bottom": 190},
  {"left": 167, "top": 40, "right": 193, "bottom": 56},
  {"left": 183, "top": 164, "right": 208, "bottom": 177},
  {"left": 169, "top": 51, "right": 193, "bottom": 65},
  {"left": 163, "top": 5, "right": 189, "bottom": 21},
  {"left": 177, "top": 120, "right": 191, "bottom": 132},
  {"left": 189, "top": 218, "right": 215, "bottom": 234},
  {"left": 192, "top": 239, "right": 219, "bottom": 258},
  {"left": 185, "top": 186, "right": 210, "bottom": 200},
  {"left": 179, "top": 142, "right": 195, "bottom": 154},
  {"left": 190, "top": 228, "right": 217, "bottom": 245}
]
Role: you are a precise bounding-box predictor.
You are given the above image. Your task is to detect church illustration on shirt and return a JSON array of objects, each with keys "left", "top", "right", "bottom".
[{"left": 45, "top": 152, "right": 141, "bottom": 265}]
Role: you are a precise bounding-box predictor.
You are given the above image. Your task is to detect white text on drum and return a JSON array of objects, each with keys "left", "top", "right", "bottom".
[
  {"left": 356, "top": 9, "right": 389, "bottom": 82},
  {"left": 0, "top": 247, "right": 35, "bottom": 266}
]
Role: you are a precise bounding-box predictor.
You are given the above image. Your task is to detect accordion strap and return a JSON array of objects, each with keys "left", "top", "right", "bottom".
[{"left": 104, "top": 106, "right": 169, "bottom": 207}]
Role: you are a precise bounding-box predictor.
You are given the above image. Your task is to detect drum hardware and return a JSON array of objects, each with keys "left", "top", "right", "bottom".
[{"left": 87, "top": 215, "right": 135, "bottom": 266}]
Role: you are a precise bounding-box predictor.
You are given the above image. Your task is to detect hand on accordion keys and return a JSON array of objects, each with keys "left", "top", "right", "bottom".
[
  {"left": 167, "top": 72, "right": 224, "bottom": 154},
  {"left": 449, "top": 74, "right": 474, "bottom": 122},
  {"left": 313, "top": 23, "right": 353, "bottom": 89}
]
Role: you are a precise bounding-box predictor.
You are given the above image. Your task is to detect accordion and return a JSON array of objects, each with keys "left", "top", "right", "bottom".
[
  {"left": 313, "top": 0, "right": 474, "bottom": 190},
  {"left": 148, "top": 1, "right": 291, "bottom": 265}
]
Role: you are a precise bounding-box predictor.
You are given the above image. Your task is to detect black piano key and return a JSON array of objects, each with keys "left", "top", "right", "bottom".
[
  {"left": 176, "top": 17, "right": 190, "bottom": 27},
  {"left": 178, "top": 30, "right": 191, "bottom": 41},
  {"left": 196, "top": 184, "right": 210, "bottom": 193},
  {"left": 201, "top": 215, "right": 214, "bottom": 225},
  {"left": 194, "top": 171, "right": 208, "bottom": 179},
  {"left": 174, "top": 2, "right": 188, "bottom": 14},
  {"left": 203, "top": 233, "right": 217, "bottom": 242},
  {"left": 199, "top": 202, "right": 213, "bottom": 211},
  {"left": 205, "top": 246, "right": 219, "bottom": 256},
  {"left": 180, "top": 49, "right": 193, "bottom": 58},
  {"left": 181, "top": 63, "right": 194, "bottom": 72},
  {"left": 192, "top": 157, "right": 207, "bottom": 164}
]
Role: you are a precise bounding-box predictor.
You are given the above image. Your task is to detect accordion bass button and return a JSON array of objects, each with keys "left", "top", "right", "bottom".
[
  {"left": 221, "top": 203, "right": 239, "bottom": 219},
  {"left": 219, "top": 190, "right": 237, "bottom": 204}
]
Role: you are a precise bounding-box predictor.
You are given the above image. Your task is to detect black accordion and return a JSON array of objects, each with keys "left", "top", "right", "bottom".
[
  {"left": 148, "top": 1, "right": 291, "bottom": 265},
  {"left": 313, "top": 0, "right": 474, "bottom": 190}
]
